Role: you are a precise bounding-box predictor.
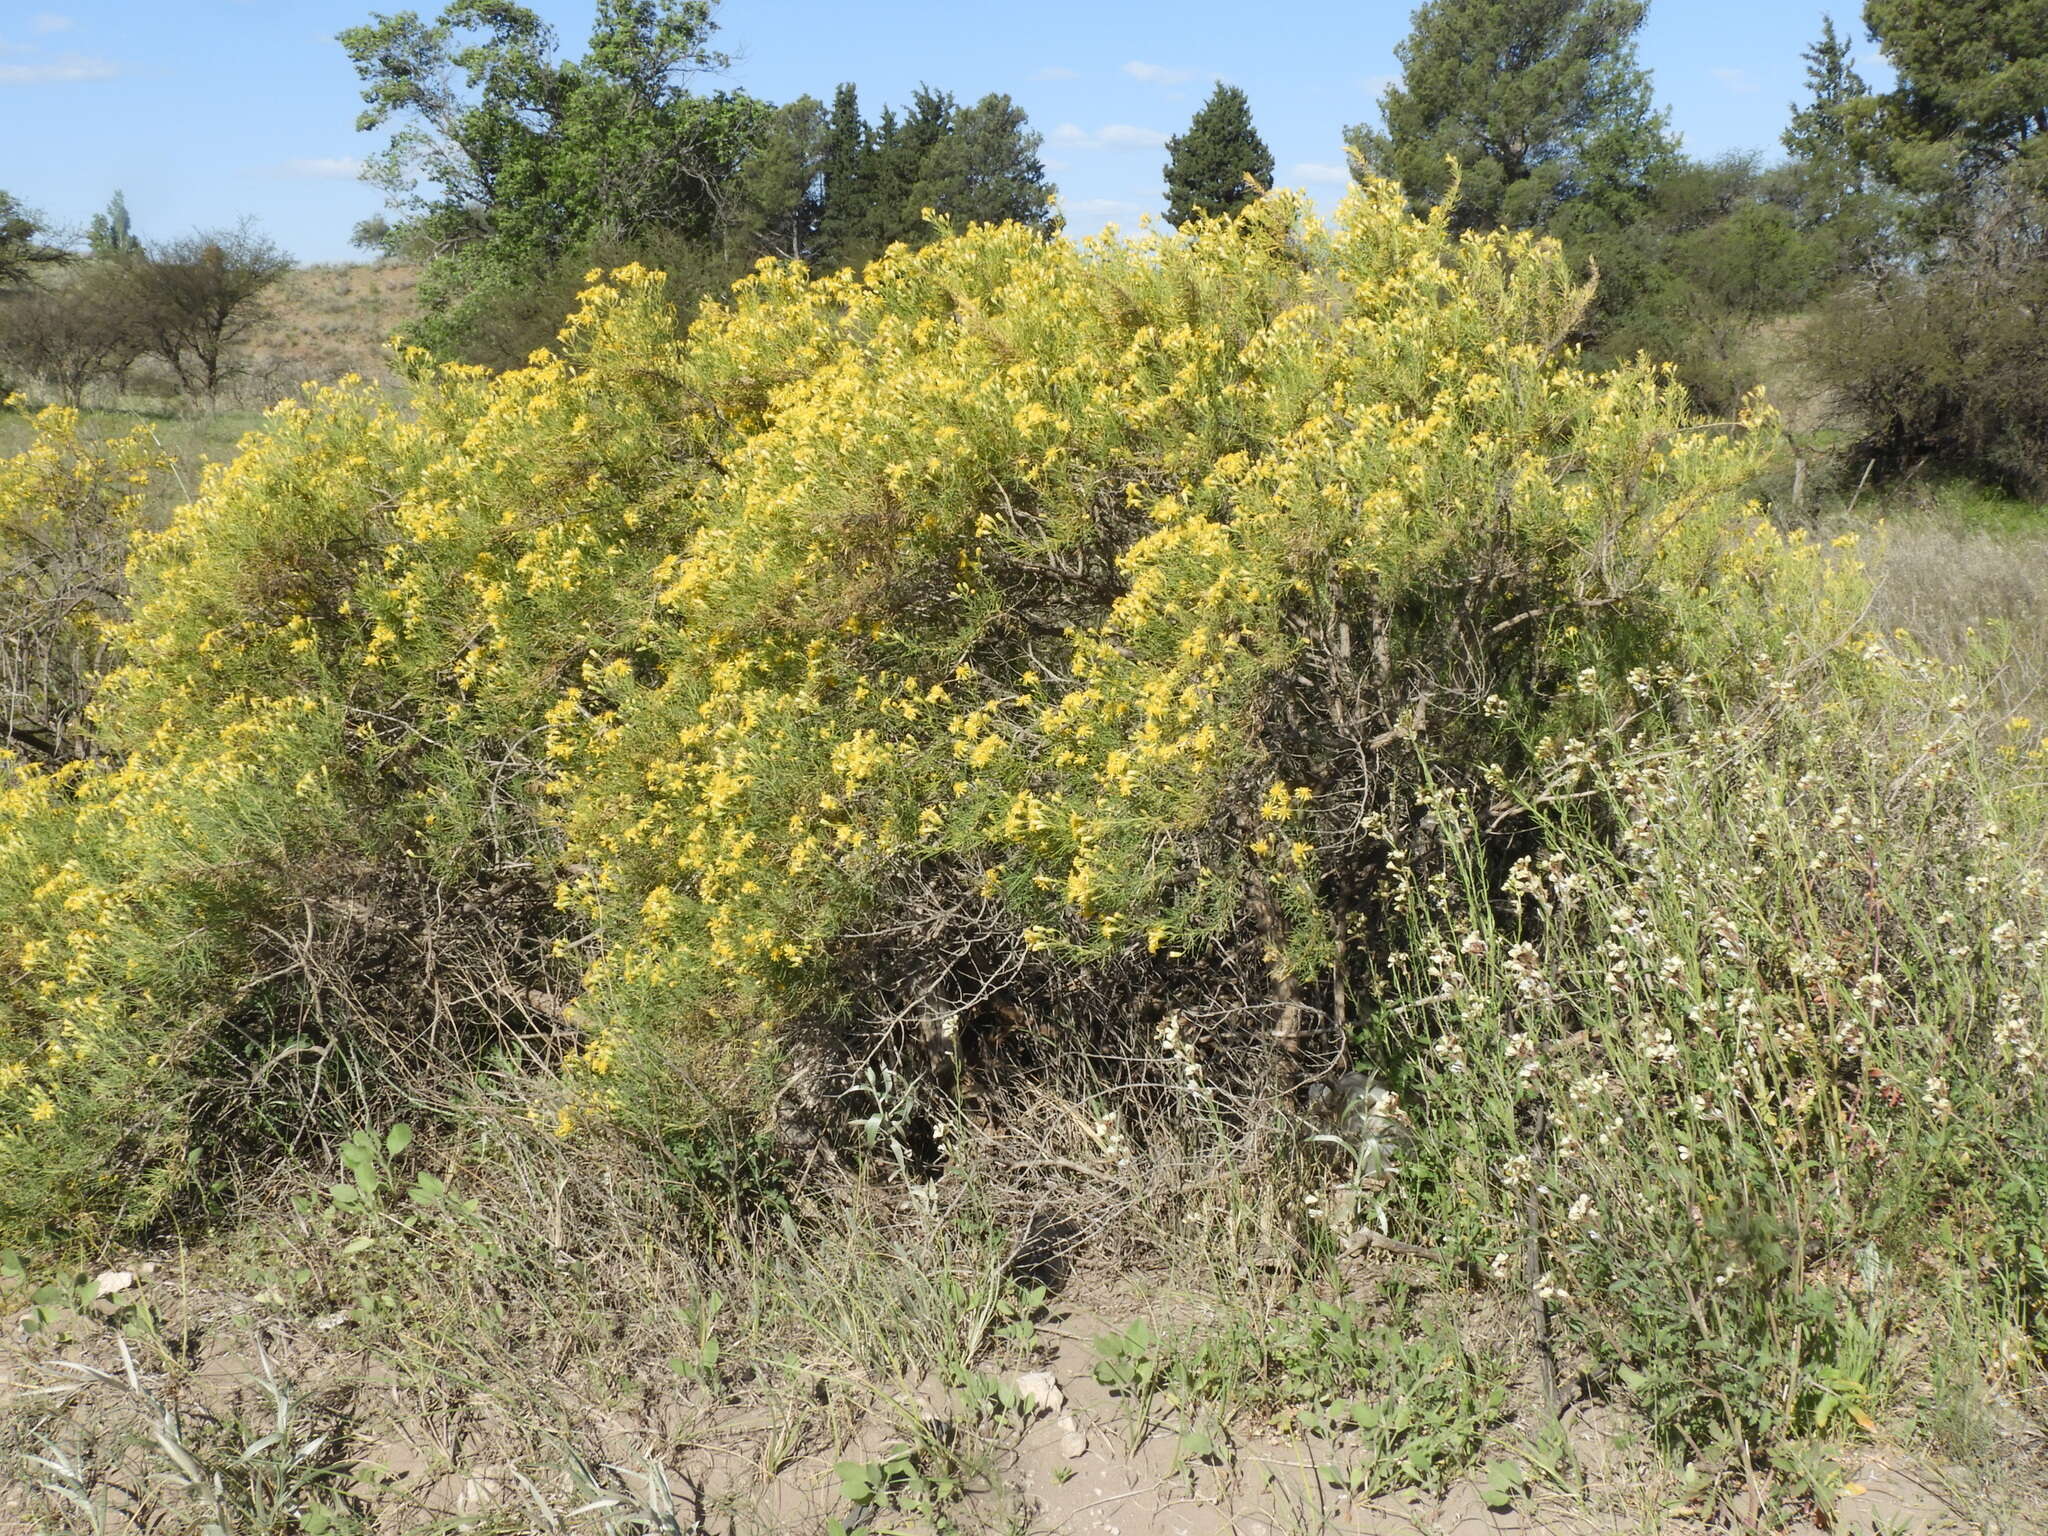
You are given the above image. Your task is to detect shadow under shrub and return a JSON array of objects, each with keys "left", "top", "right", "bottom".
[{"left": 0, "top": 184, "right": 1833, "bottom": 1247}]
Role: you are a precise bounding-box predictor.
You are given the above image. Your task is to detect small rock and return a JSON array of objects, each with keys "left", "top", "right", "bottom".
[
  {"left": 92, "top": 1270, "right": 135, "bottom": 1299},
  {"left": 1058, "top": 1412, "right": 1088, "bottom": 1458},
  {"left": 1015, "top": 1370, "right": 1065, "bottom": 1415}
]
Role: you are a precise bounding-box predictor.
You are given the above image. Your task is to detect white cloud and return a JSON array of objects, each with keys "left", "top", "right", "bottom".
[
  {"left": 1056, "top": 196, "right": 1155, "bottom": 227},
  {"left": 1030, "top": 65, "right": 1078, "bottom": 82},
  {"left": 267, "top": 156, "right": 366, "bottom": 180},
  {"left": 1100, "top": 123, "right": 1167, "bottom": 150},
  {"left": 1291, "top": 162, "right": 1352, "bottom": 187},
  {"left": 1050, "top": 122, "right": 1168, "bottom": 153},
  {"left": 1711, "top": 67, "right": 1759, "bottom": 95},
  {"left": 0, "top": 52, "right": 116, "bottom": 83},
  {"left": 30, "top": 13, "right": 73, "bottom": 34},
  {"left": 1123, "top": 59, "right": 1197, "bottom": 86}
]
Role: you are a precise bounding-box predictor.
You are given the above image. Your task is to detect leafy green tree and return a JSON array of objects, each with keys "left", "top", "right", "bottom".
[
  {"left": 1163, "top": 82, "right": 1274, "bottom": 227},
  {"left": 1862, "top": 0, "right": 2048, "bottom": 196},
  {"left": 340, "top": 0, "right": 766, "bottom": 358},
  {"left": 343, "top": 0, "right": 742, "bottom": 236},
  {"left": 912, "top": 92, "right": 1054, "bottom": 230},
  {"left": 734, "top": 95, "right": 829, "bottom": 261},
  {"left": 1347, "top": 0, "right": 1676, "bottom": 231},
  {"left": 86, "top": 192, "right": 143, "bottom": 259},
  {"left": 344, "top": 1, "right": 1056, "bottom": 358}
]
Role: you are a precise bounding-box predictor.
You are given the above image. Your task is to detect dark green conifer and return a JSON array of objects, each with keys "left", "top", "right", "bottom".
[
  {"left": 1861, "top": 0, "right": 2048, "bottom": 196},
  {"left": 815, "top": 83, "right": 872, "bottom": 267},
  {"left": 1163, "top": 83, "right": 1274, "bottom": 228}
]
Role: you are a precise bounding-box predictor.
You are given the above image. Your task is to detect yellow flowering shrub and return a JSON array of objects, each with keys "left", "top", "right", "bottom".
[
  {"left": 0, "top": 186, "right": 1842, "bottom": 1241},
  {"left": 553, "top": 190, "right": 1815, "bottom": 1118},
  {"left": 0, "top": 403, "right": 169, "bottom": 764}
]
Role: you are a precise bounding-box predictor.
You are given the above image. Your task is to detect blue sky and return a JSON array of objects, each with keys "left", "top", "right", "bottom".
[{"left": 2, "top": 0, "right": 1890, "bottom": 263}]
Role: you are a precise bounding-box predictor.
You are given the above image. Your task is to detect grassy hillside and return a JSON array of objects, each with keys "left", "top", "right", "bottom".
[{"left": 237, "top": 261, "right": 422, "bottom": 395}]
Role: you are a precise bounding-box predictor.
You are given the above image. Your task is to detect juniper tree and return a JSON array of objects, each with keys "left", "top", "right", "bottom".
[
  {"left": 879, "top": 87, "right": 959, "bottom": 247},
  {"left": 1783, "top": 17, "right": 1870, "bottom": 176},
  {"left": 1162, "top": 82, "right": 1274, "bottom": 227},
  {"left": 815, "top": 86, "right": 1055, "bottom": 266},
  {"left": 862, "top": 105, "right": 914, "bottom": 255},
  {"left": 1780, "top": 16, "right": 1889, "bottom": 265},
  {"left": 815, "top": 83, "right": 872, "bottom": 267}
]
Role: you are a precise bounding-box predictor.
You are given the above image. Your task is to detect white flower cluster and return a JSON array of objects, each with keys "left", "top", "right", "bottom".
[
  {"left": 1156, "top": 1012, "right": 1209, "bottom": 1097},
  {"left": 1994, "top": 993, "right": 2040, "bottom": 1078}
]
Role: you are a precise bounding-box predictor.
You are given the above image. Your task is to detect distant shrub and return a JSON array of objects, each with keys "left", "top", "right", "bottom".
[
  {"left": 0, "top": 187, "right": 1834, "bottom": 1243},
  {"left": 1807, "top": 184, "right": 2048, "bottom": 497},
  {"left": 407, "top": 229, "right": 747, "bottom": 371},
  {"left": 123, "top": 224, "right": 292, "bottom": 403},
  {"left": 1559, "top": 155, "right": 1836, "bottom": 416}
]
